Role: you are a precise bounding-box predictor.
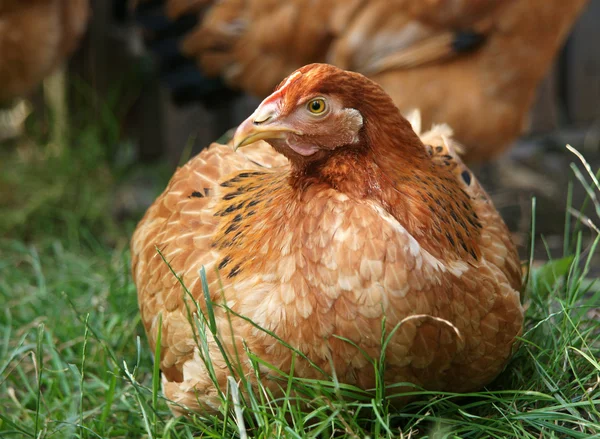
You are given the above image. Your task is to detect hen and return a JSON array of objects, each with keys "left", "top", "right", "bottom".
[
  {"left": 131, "top": 64, "right": 524, "bottom": 415},
  {"left": 0, "top": 0, "right": 89, "bottom": 104},
  {"left": 132, "top": 0, "right": 588, "bottom": 161}
]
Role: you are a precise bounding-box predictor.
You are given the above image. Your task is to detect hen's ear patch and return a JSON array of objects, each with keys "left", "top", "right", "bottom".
[{"left": 342, "top": 108, "right": 364, "bottom": 144}]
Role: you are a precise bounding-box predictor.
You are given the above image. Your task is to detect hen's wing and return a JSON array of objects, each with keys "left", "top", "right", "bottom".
[
  {"left": 418, "top": 123, "right": 522, "bottom": 291},
  {"left": 399, "top": 128, "right": 523, "bottom": 390}
]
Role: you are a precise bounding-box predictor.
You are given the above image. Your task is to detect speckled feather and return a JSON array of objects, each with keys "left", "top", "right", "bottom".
[{"left": 131, "top": 68, "right": 523, "bottom": 415}]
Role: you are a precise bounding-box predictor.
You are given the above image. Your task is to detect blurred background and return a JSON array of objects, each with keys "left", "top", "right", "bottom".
[{"left": 1, "top": 0, "right": 599, "bottom": 260}]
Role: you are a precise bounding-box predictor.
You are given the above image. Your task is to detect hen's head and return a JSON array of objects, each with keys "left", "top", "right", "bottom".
[{"left": 233, "top": 63, "right": 422, "bottom": 169}]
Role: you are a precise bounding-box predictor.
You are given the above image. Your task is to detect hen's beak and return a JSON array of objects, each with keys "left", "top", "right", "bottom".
[{"left": 233, "top": 104, "right": 300, "bottom": 150}]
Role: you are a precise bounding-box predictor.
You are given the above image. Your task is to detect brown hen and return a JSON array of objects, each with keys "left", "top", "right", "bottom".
[
  {"left": 131, "top": 64, "right": 523, "bottom": 415},
  {"left": 0, "top": 0, "right": 89, "bottom": 104},
  {"left": 133, "top": 0, "right": 588, "bottom": 161}
]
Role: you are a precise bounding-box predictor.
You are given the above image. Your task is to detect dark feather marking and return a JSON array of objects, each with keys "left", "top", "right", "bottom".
[
  {"left": 238, "top": 172, "right": 266, "bottom": 178},
  {"left": 228, "top": 264, "right": 242, "bottom": 278},
  {"left": 215, "top": 202, "right": 243, "bottom": 216},
  {"left": 223, "top": 192, "right": 241, "bottom": 201},
  {"left": 218, "top": 256, "right": 232, "bottom": 270},
  {"left": 461, "top": 170, "right": 472, "bottom": 185},
  {"left": 452, "top": 30, "right": 486, "bottom": 53},
  {"left": 467, "top": 216, "right": 481, "bottom": 229},
  {"left": 224, "top": 204, "right": 240, "bottom": 213},
  {"left": 225, "top": 223, "right": 240, "bottom": 234},
  {"left": 190, "top": 191, "right": 203, "bottom": 198}
]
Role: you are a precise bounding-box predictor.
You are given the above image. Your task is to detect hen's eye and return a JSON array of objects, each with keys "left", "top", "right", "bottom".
[{"left": 307, "top": 98, "right": 326, "bottom": 114}]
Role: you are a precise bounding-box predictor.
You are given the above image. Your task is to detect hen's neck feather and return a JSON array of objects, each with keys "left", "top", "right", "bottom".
[{"left": 289, "top": 101, "right": 481, "bottom": 260}]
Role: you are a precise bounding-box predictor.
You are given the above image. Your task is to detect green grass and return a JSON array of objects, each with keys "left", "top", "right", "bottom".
[{"left": 0, "top": 127, "right": 599, "bottom": 438}]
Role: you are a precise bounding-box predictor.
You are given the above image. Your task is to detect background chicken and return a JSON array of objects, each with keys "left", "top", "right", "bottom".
[
  {"left": 0, "top": 0, "right": 90, "bottom": 141},
  {"left": 0, "top": 0, "right": 89, "bottom": 104},
  {"left": 131, "top": 64, "right": 523, "bottom": 415},
  {"left": 132, "top": 0, "right": 589, "bottom": 162}
]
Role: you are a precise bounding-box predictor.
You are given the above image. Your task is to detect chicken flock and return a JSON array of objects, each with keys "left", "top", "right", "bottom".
[{"left": 133, "top": 0, "right": 589, "bottom": 161}]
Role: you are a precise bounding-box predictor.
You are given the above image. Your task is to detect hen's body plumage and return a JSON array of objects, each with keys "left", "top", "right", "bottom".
[
  {"left": 133, "top": 0, "right": 588, "bottom": 161},
  {"left": 131, "top": 64, "right": 523, "bottom": 415},
  {"left": 0, "top": 0, "right": 89, "bottom": 103}
]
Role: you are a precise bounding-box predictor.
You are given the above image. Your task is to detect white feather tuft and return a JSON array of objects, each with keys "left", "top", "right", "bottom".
[{"left": 405, "top": 108, "right": 465, "bottom": 156}]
